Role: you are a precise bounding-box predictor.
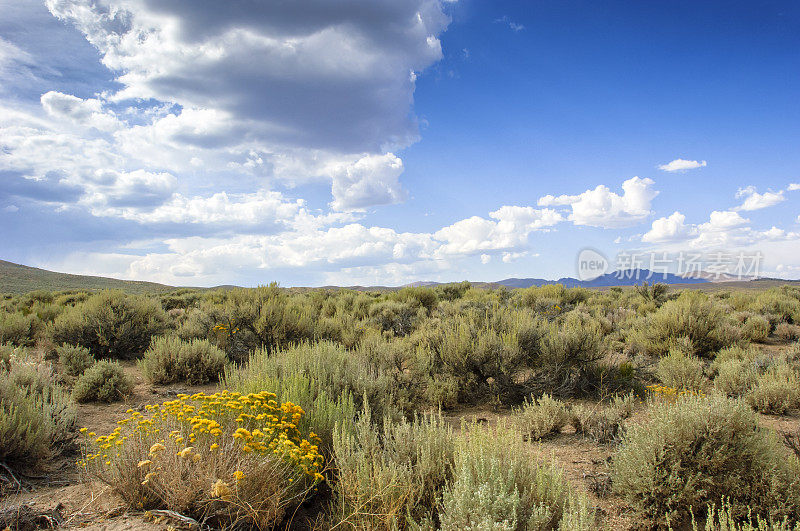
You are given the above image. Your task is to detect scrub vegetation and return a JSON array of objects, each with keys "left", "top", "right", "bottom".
[{"left": 1, "top": 282, "right": 799, "bottom": 529}]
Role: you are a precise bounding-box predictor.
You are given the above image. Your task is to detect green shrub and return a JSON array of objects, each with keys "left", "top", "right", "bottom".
[
  {"left": 656, "top": 348, "right": 706, "bottom": 391},
  {"left": 535, "top": 313, "right": 606, "bottom": 396},
  {"left": 439, "top": 421, "right": 596, "bottom": 530},
  {"left": 742, "top": 315, "right": 771, "bottom": 343},
  {"left": 0, "top": 343, "right": 18, "bottom": 370},
  {"left": 746, "top": 366, "right": 800, "bottom": 414},
  {"left": 0, "top": 356, "right": 76, "bottom": 471},
  {"left": 627, "top": 292, "right": 734, "bottom": 358},
  {"left": 139, "top": 336, "right": 226, "bottom": 385},
  {"left": 751, "top": 290, "right": 800, "bottom": 324},
  {"left": 0, "top": 311, "right": 38, "bottom": 346},
  {"left": 56, "top": 343, "right": 93, "bottom": 376},
  {"left": 332, "top": 406, "right": 454, "bottom": 528},
  {"left": 49, "top": 291, "right": 168, "bottom": 360},
  {"left": 611, "top": 395, "right": 800, "bottom": 527},
  {"left": 513, "top": 394, "right": 570, "bottom": 440},
  {"left": 714, "top": 358, "right": 758, "bottom": 398},
  {"left": 73, "top": 360, "right": 133, "bottom": 403},
  {"left": 211, "top": 285, "right": 317, "bottom": 359},
  {"left": 369, "top": 300, "right": 422, "bottom": 336},
  {"left": 411, "top": 313, "right": 531, "bottom": 405}
]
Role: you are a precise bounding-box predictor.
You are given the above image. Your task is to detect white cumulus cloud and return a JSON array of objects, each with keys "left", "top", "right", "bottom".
[
  {"left": 658, "top": 158, "right": 707, "bottom": 172},
  {"left": 538, "top": 176, "right": 658, "bottom": 228},
  {"left": 734, "top": 186, "right": 786, "bottom": 211}
]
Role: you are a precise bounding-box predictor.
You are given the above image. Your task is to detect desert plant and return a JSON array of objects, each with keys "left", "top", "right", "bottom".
[
  {"left": 369, "top": 300, "right": 422, "bottom": 336},
  {"left": 714, "top": 358, "right": 758, "bottom": 398},
  {"left": 331, "top": 406, "right": 454, "bottom": 529},
  {"left": 56, "top": 343, "right": 93, "bottom": 377},
  {"left": 439, "top": 420, "right": 596, "bottom": 530},
  {"left": 0, "top": 311, "right": 38, "bottom": 346},
  {"left": 746, "top": 366, "right": 800, "bottom": 414},
  {"left": 49, "top": 291, "right": 169, "bottom": 360},
  {"left": 742, "top": 315, "right": 771, "bottom": 343},
  {"left": 513, "top": 394, "right": 570, "bottom": 440},
  {"left": 0, "top": 355, "right": 76, "bottom": 471},
  {"left": 627, "top": 291, "right": 734, "bottom": 358},
  {"left": 139, "top": 336, "right": 226, "bottom": 385},
  {"left": 73, "top": 360, "right": 133, "bottom": 403},
  {"left": 534, "top": 313, "right": 606, "bottom": 396},
  {"left": 80, "top": 390, "right": 323, "bottom": 529},
  {"left": 612, "top": 394, "right": 800, "bottom": 527},
  {"left": 223, "top": 341, "right": 374, "bottom": 455},
  {"left": 695, "top": 499, "right": 800, "bottom": 531},
  {"left": 775, "top": 323, "right": 800, "bottom": 342},
  {"left": 655, "top": 348, "right": 706, "bottom": 391},
  {"left": 634, "top": 282, "right": 669, "bottom": 305},
  {"left": 570, "top": 392, "right": 636, "bottom": 444}
]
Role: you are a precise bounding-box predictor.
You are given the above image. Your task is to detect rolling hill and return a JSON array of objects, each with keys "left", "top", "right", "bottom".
[{"left": 0, "top": 259, "right": 175, "bottom": 295}]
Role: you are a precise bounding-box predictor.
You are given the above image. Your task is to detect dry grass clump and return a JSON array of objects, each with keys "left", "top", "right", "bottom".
[
  {"left": 139, "top": 336, "right": 227, "bottom": 385},
  {"left": 73, "top": 360, "right": 133, "bottom": 403},
  {"left": 331, "top": 407, "right": 454, "bottom": 528},
  {"left": 695, "top": 499, "right": 800, "bottom": 531},
  {"left": 655, "top": 348, "right": 706, "bottom": 391},
  {"left": 513, "top": 394, "right": 570, "bottom": 440},
  {"left": 775, "top": 323, "right": 800, "bottom": 341},
  {"left": 611, "top": 394, "right": 800, "bottom": 528},
  {"left": 0, "top": 351, "right": 76, "bottom": 471},
  {"left": 56, "top": 343, "right": 93, "bottom": 377},
  {"left": 439, "top": 421, "right": 596, "bottom": 530},
  {"left": 570, "top": 392, "right": 636, "bottom": 444},
  {"left": 80, "top": 390, "right": 324, "bottom": 529}
]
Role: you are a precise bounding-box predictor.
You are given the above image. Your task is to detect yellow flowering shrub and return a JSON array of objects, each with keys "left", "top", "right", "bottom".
[
  {"left": 646, "top": 384, "right": 705, "bottom": 402},
  {"left": 79, "top": 390, "right": 324, "bottom": 528}
]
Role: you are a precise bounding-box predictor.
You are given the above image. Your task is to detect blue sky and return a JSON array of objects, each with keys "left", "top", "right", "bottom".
[{"left": 1, "top": 0, "right": 799, "bottom": 286}]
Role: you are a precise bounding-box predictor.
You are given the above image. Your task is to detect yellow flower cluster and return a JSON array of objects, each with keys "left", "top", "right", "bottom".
[
  {"left": 646, "top": 384, "right": 706, "bottom": 402},
  {"left": 78, "top": 390, "right": 324, "bottom": 482}
]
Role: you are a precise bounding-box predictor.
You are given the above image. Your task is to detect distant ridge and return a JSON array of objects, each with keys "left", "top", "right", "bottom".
[
  {"left": 406, "top": 269, "right": 709, "bottom": 290},
  {"left": 0, "top": 259, "right": 174, "bottom": 295},
  {"left": 496, "top": 269, "right": 709, "bottom": 289}
]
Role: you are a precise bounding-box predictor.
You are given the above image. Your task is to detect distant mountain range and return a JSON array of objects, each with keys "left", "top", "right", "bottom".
[
  {"left": 494, "top": 269, "right": 710, "bottom": 289},
  {"left": 407, "top": 269, "right": 711, "bottom": 289}
]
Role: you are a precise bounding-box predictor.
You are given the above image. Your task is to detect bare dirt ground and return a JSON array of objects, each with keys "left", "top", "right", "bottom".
[{"left": 2, "top": 345, "right": 799, "bottom": 530}]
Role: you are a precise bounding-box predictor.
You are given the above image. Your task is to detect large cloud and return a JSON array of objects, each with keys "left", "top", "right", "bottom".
[
  {"left": 45, "top": 0, "right": 448, "bottom": 153},
  {"left": 2, "top": 0, "right": 455, "bottom": 214},
  {"left": 538, "top": 176, "right": 658, "bottom": 228}
]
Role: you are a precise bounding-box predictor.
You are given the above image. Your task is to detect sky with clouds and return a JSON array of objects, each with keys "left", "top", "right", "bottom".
[{"left": 1, "top": 0, "right": 799, "bottom": 286}]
